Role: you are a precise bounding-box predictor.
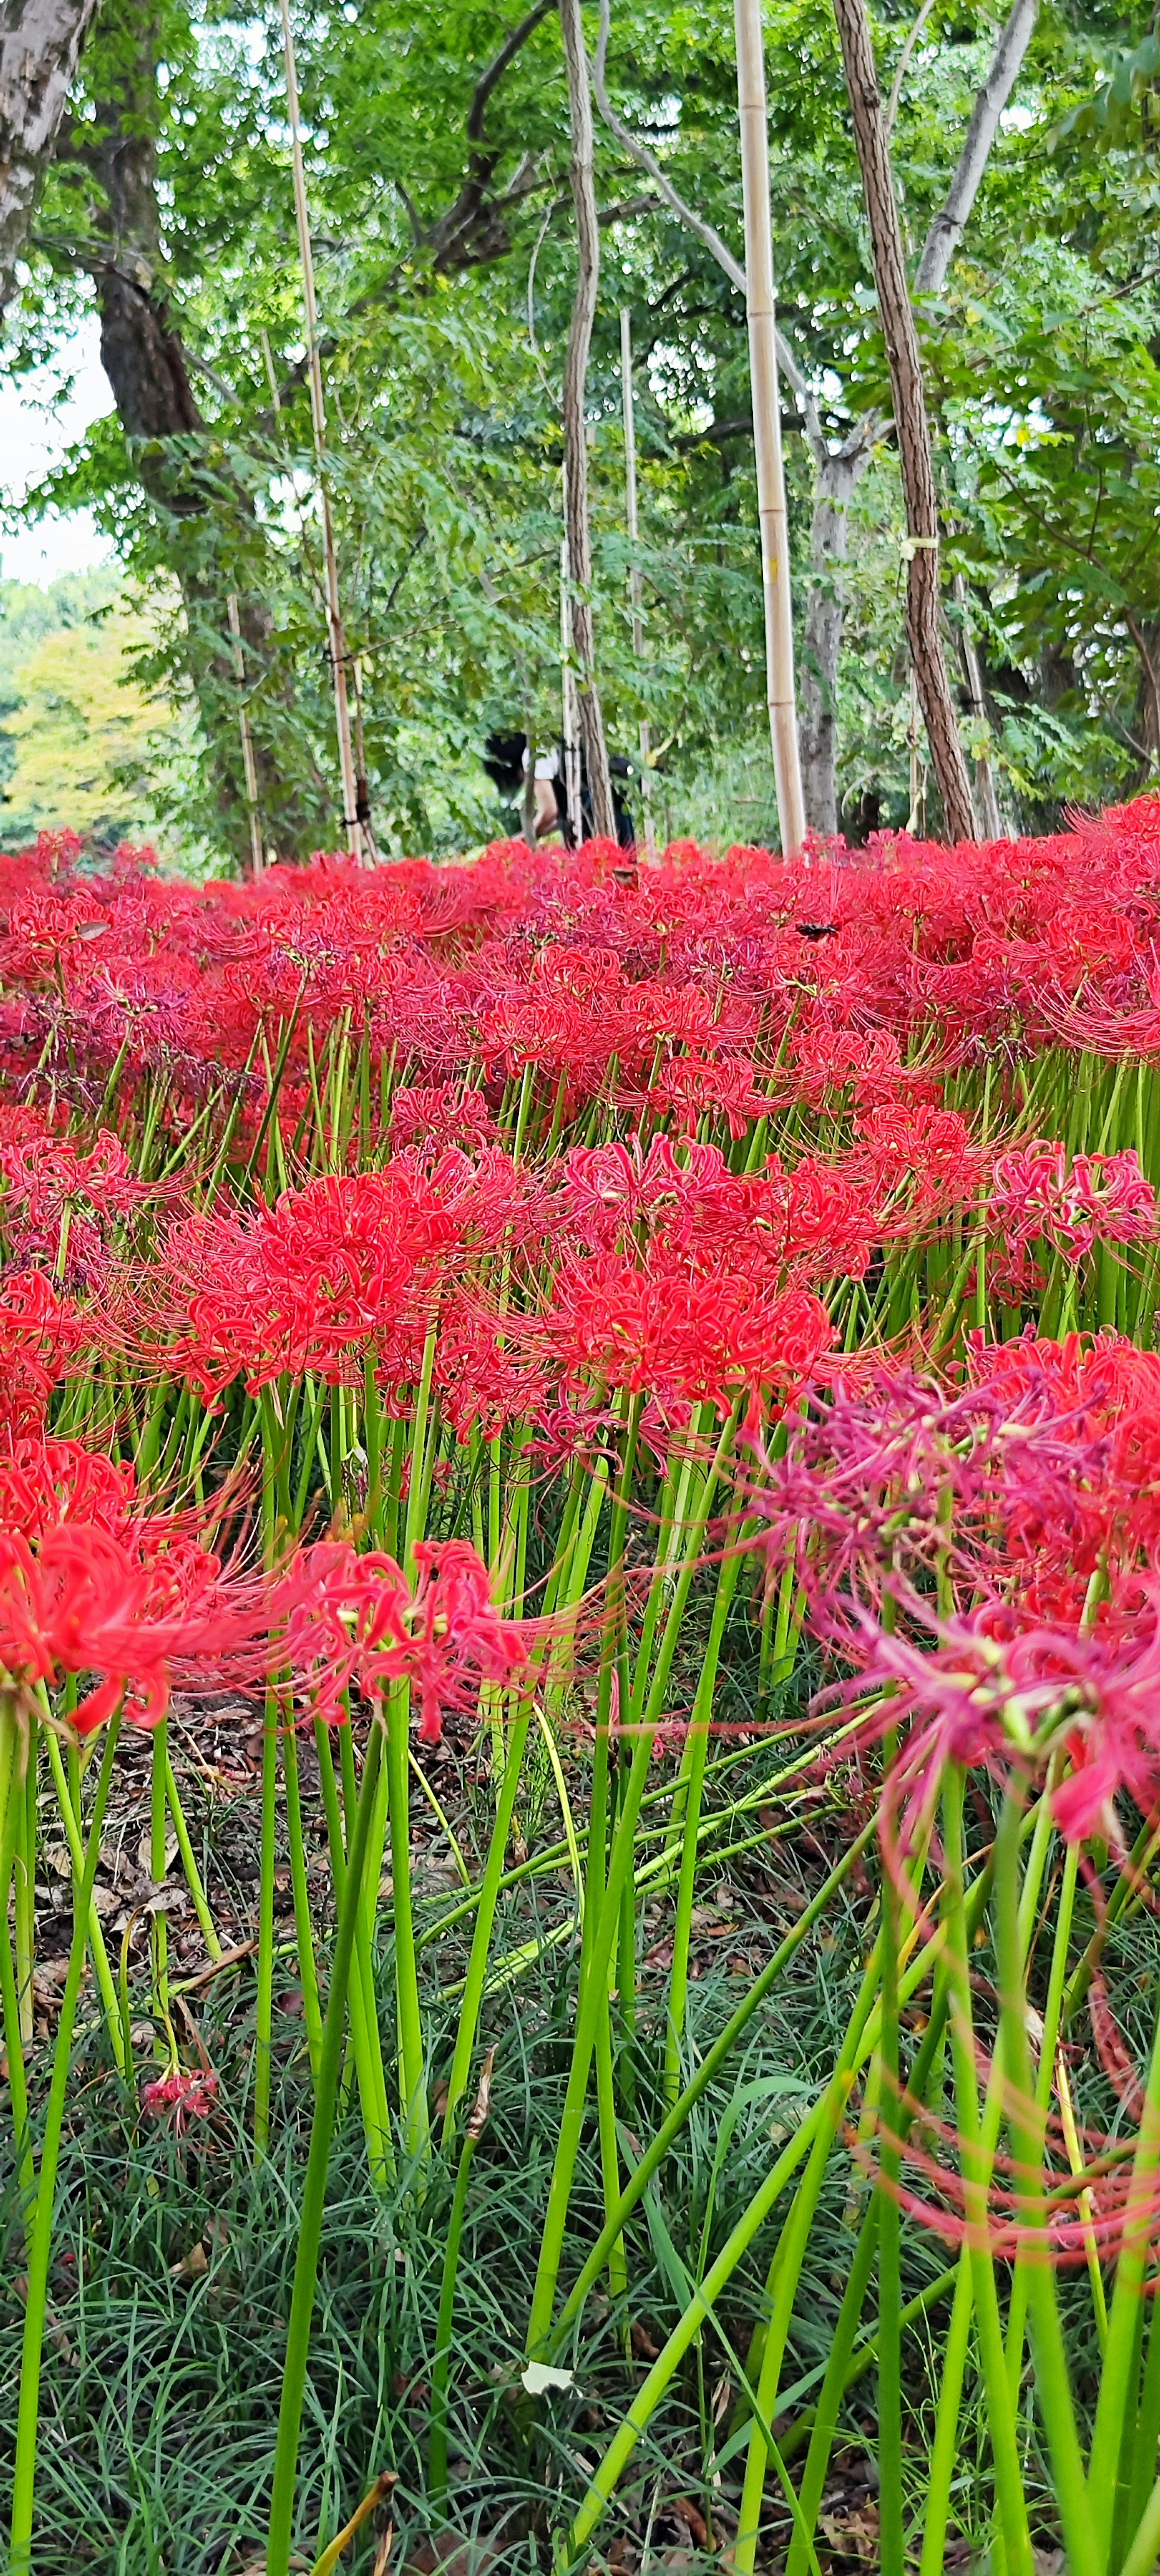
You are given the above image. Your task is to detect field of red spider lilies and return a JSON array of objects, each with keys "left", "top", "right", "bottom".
[{"left": 5, "top": 805, "right": 1160, "bottom": 2576}]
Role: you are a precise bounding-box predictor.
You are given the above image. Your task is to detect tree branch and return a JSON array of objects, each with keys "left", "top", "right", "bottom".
[
  {"left": 591, "top": 0, "right": 828, "bottom": 464},
  {"left": 915, "top": 0, "right": 1038, "bottom": 293},
  {"left": 467, "top": 0, "right": 556, "bottom": 142}
]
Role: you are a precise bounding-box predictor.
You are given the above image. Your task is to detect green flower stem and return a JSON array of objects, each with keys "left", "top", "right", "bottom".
[
  {"left": 164, "top": 1750, "right": 222, "bottom": 1961},
  {"left": 442, "top": 1473, "right": 609, "bottom": 2137},
  {"left": 282, "top": 1717, "right": 324, "bottom": 2086},
  {"left": 920, "top": 2020, "right": 1017, "bottom": 2576},
  {"left": 43, "top": 1727, "right": 125, "bottom": 2073},
  {"left": 876, "top": 1859, "right": 903, "bottom": 2576},
  {"left": 525, "top": 1713, "right": 666, "bottom": 2357},
  {"left": 1002, "top": 1836, "right": 1079, "bottom": 2413},
  {"left": 1119, "top": 2475, "right": 1160, "bottom": 2576},
  {"left": 15, "top": 1700, "right": 36, "bottom": 2043},
  {"left": 1125, "top": 2294, "right": 1160, "bottom": 2548},
  {"left": 150, "top": 1717, "right": 171, "bottom": 2024},
  {"left": 730, "top": 1940, "right": 890, "bottom": 2576},
  {"left": 254, "top": 1681, "right": 279, "bottom": 2154},
  {"left": 918, "top": 2252, "right": 975, "bottom": 2576},
  {"left": 942, "top": 1773, "right": 1035, "bottom": 2576},
  {"left": 255, "top": 1388, "right": 286, "bottom": 2153},
  {"left": 0, "top": 1709, "right": 33, "bottom": 2212},
  {"left": 550, "top": 1815, "right": 878, "bottom": 2353},
  {"left": 595, "top": 1990, "right": 630, "bottom": 2320},
  {"left": 664, "top": 1543, "right": 745, "bottom": 2102},
  {"left": 9, "top": 1716, "right": 121, "bottom": 2576},
  {"left": 563, "top": 1956, "right": 884, "bottom": 2569},
  {"left": 993, "top": 1796, "right": 1097, "bottom": 2576},
  {"left": 442, "top": 1703, "right": 531, "bottom": 2133},
  {"left": 785, "top": 1981, "right": 964, "bottom": 2576},
  {"left": 784, "top": 2202, "right": 881, "bottom": 2576},
  {"left": 1084, "top": 1877, "right": 1160, "bottom": 2566},
  {"left": 386, "top": 1679, "right": 428, "bottom": 2173},
  {"left": 332, "top": 1717, "right": 394, "bottom": 2184},
  {"left": 265, "top": 1717, "right": 385, "bottom": 2576}
]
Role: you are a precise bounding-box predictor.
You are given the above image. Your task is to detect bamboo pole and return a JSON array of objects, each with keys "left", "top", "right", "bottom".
[
  {"left": 276, "top": 0, "right": 364, "bottom": 862},
  {"left": 226, "top": 593, "right": 265, "bottom": 878},
  {"left": 733, "top": 0, "right": 806, "bottom": 859},
  {"left": 619, "top": 310, "right": 655, "bottom": 855}
]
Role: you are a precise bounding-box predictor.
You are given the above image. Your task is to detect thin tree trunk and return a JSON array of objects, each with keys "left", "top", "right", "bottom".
[
  {"left": 952, "top": 572, "right": 1003, "bottom": 837},
  {"left": 831, "top": 0, "right": 975, "bottom": 842},
  {"left": 798, "top": 439, "right": 868, "bottom": 837},
  {"left": 559, "top": 0, "right": 616, "bottom": 843},
  {"left": 734, "top": 0, "right": 806, "bottom": 856},
  {"left": 0, "top": 0, "right": 101, "bottom": 326}
]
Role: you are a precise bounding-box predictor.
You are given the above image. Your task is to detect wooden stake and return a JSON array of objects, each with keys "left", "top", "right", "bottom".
[
  {"left": 226, "top": 593, "right": 265, "bottom": 878},
  {"left": 619, "top": 310, "right": 655, "bottom": 855},
  {"left": 276, "top": 0, "right": 364, "bottom": 862},
  {"left": 733, "top": 0, "right": 806, "bottom": 859}
]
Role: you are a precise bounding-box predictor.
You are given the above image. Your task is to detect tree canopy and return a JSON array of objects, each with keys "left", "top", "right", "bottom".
[{"left": 2, "top": 0, "right": 1157, "bottom": 860}]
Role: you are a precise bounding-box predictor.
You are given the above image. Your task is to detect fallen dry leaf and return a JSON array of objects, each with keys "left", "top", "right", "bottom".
[
  {"left": 666, "top": 2496, "right": 711, "bottom": 2549},
  {"left": 818, "top": 2504, "right": 880, "bottom": 2562},
  {"left": 170, "top": 2240, "right": 209, "bottom": 2282}
]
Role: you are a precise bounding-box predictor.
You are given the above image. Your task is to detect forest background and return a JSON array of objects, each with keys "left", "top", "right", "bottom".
[{"left": 0, "top": 0, "right": 1158, "bottom": 869}]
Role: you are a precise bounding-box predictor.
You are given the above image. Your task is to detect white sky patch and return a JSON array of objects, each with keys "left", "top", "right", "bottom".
[{"left": 0, "top": 312, "right": 115, "bottom": 587}]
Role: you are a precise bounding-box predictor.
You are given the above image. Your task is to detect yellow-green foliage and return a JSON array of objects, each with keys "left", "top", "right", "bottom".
[{"left": 3, "top": 608, "right": 159, "bottom": 842}]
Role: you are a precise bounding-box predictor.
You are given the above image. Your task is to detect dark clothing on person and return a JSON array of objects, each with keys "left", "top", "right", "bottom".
[{"left": 482, "top": 731, "right": 634, "bottom": 848}]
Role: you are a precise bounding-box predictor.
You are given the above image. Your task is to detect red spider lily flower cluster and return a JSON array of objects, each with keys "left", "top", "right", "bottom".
[
  {"left": 0, "top": 796, "right": 1157, "bottom": 1125},
  {"left": 275, "top": 1536, "right": 529, "bottom": 1742},
  {"left": 745, "top": 1329, "right": 1160, "bottom": 1853},
  {"left": 0, "top": 1437, "right": 270, "bottom": 1734},
  {"left": 141, "top": 2067, "right": 220, "bottom": 2132}
]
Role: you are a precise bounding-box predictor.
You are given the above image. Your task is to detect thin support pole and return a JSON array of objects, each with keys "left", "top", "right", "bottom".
[
  {"left": 619, "top": 309, "right": 655, "bottom": 855},
  {"left": 560, "top": 469, "right": 582, "bottom": 842},
  {"left": 226, "top": 593, "right": 265, "bottom": 878},
  {"left": 734, "top": 0, "right": 806, "bottom": 858},
  {"left": 276, "top": 0, "right": 364, "bottom": 862}
]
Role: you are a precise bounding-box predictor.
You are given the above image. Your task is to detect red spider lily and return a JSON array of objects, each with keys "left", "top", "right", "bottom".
[
  {"left": 544, "top": 1250, "right": 836, "bottom": 1415},
  {"left": 141, "top": 2068, "right": 220, "bottom": 2132},
  {"left": 388, "top": 1082, "right": 498, "bottom": 1154},
  {"left": 0, "top": 1440, "right": 272, "bottom": 1733},
  {"left": 0, "top": 1270, "right": 92, "bottom": 1441},
  {"left": 154, "top": 1169, "right": 458, "bottom": 1399},
  {"left": 0, "top": 1129, "right": 153, "bottom": 1291},
  {"left": 989, "top": 1138, "right": 1158, "bottom": 1270},
  {"left": 275, "top": 1536, "right": 528, "bottom": 1742}
]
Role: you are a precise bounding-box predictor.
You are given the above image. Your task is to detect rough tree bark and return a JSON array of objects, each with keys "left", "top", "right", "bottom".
[
  {"left": 798, "top": 431, "right": 876, "bottom": 832},
  {"left": 66, "top": 7, "right": 298, "bottom": 865},
  {"left": 0, "top": 0, "right": 101, "bottom": 325},
  {"left": 559, "top": 0, "right": 616, "bottom": 842},
  {"left": 594, "top": 0, "right": 1037, "bottom": 835},
  {"left": 831, "top": 0, "right": 976, "bottom": 841}
]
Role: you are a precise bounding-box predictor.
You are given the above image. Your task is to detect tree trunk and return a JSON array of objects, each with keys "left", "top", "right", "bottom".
[
  {"left": 952, "top": 572, "right": 1003, "bottom": 837},
  {"left": 68, "top": 8, "right": 310, "bottom": 868},
  {"left": 733, "top": 0, "right": 806, "bottom": 857},
  {"left": 0, "top": 0, "right": 100, "bottom": 326},
  {"left": 559, "top": 0, "right": 616, "bottom": 843},
  {"left": 830, "top": 0, "right": 975, "bottom": 842},
  {"left": 799, "top": 440, "right": 870, "bottom": 836}
]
